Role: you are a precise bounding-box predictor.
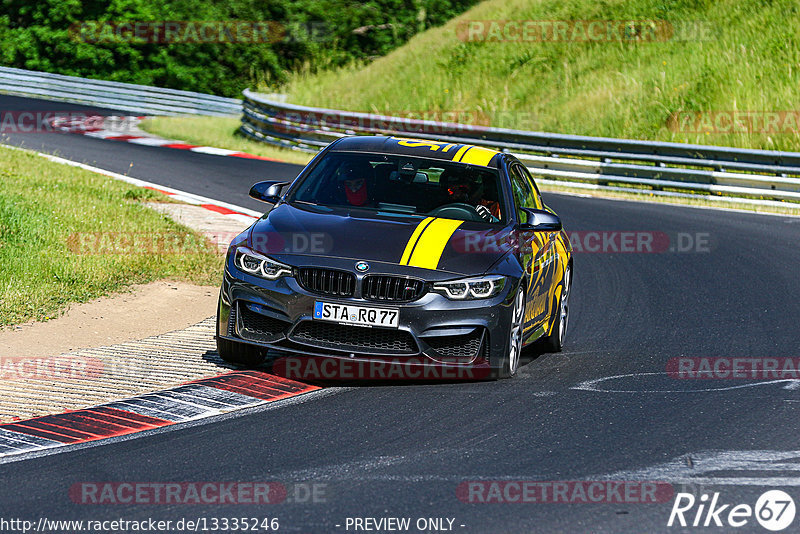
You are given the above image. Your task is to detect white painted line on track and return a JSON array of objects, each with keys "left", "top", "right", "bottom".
[
  {"left": 3, "top": 144, "right": 264, "bottom": 218},
  {"left": 190, "top": 146, "right": 239, "bottom": 156},
  {"left": 572, "top": 371, "right": 800, "bottom": 393},
  {"left": 599, "top": 449, "right": 800, "bottom": 486}
]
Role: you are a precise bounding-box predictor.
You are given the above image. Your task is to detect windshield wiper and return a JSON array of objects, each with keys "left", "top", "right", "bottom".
[{"left": 376, "top": 202, "right": 417, "bottom": 214}]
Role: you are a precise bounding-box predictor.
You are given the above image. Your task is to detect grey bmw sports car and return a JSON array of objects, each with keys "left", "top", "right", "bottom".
[{"left": 216, "top": 136, "right": 572, "bottom": 379}]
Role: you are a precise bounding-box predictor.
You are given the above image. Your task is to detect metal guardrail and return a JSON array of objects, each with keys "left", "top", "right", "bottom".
[
  {"left": 241, "top": 89, "right": 800, "bottom": 205},
  {"left": 0, "top": 66, "right": 241, "bottom": 116}
]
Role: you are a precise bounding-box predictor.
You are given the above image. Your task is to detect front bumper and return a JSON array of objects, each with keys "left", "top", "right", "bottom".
[{"left": 217, "top": 256, "right": 519, "bottom": 378}]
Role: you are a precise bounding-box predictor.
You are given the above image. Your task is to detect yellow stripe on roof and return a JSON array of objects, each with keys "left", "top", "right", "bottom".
[
  {"left": 458, "top": 146, "right": 498, "bottom": 167},
  {"left": 451, "top": 145, "right": 470, "bottom": 162}
]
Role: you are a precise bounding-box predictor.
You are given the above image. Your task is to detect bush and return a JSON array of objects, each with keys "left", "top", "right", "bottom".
[{"left": 0, "top": 0, "right": 480, "bottom": 97}]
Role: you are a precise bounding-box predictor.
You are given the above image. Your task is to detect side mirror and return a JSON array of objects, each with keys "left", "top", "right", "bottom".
[
  {"left": 249, "top": 181, "right": 289, "bottom": 204},
  {"left": 518, "top": 208, "right": 562, "bottom": 232}
]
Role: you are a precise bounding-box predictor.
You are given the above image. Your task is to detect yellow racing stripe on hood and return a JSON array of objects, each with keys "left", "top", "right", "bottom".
[
  {"left": 406, "top": 218, "right": 464, "bottom": 270},
  {"left": 400, "top": 217, "right": 435, "bottom": 265}
]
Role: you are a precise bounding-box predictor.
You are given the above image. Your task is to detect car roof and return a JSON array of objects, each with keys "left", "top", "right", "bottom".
[{"left": 328, "top": 136, "right": 503, "bottom": 169}]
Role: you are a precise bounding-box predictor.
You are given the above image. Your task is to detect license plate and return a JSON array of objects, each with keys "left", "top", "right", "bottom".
[{"left": 313, "top": 302, "right": 399, "bottom": 328}]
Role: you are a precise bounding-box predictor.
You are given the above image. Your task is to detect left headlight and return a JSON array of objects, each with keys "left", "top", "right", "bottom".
[
  {"left": 233, "top": 247, "right": 292, "bottom": 280},
  {"left": 433, "top": 275, "right": 507, "bottom": 300}
]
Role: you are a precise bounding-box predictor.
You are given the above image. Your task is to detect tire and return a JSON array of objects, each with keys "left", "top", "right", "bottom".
[
  {"left": 495, "top": 284, "right": 526, "bottom": 379},
  {"left": 215, "top": 303, "right": 266, "bottom": 367},
  {"left": 216, "top": 336, "right": 266, "bottom": 367},
  {"left": 540, "top": 264, "right": 571, "bottom": 353}
]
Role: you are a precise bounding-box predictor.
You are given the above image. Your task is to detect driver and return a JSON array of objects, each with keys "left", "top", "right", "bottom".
[
  {"left": 338, "top": 159, "right": 373, "bottom": 206},
  {"left": 447, "top": 174, "right": 500, "bottom": 222}
]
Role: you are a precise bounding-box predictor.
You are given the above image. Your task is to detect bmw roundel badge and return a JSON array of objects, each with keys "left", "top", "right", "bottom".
[{"left": 355, "top": 261, "right": 370, "bottom": 273}]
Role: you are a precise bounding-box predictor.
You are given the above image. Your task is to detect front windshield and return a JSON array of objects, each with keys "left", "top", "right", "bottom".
[{"left": 289, "top": 152, "right": 506, "bottom": 224}]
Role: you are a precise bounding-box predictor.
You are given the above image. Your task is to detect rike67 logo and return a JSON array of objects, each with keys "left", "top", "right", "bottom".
[{"left": 668, "top": 490, "right": 796, "bottom": 531}]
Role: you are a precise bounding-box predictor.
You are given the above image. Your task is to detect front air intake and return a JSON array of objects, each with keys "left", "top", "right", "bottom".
[
  {"left": 362, "top": 275, "right": 427, "bottom": 302},
  {"left": 296, "top": 268, "right": 356, "bottom": 297}
]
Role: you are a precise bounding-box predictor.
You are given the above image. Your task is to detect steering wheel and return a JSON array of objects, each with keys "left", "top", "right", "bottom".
[{"left": 428, "top": 202, "right": 485, "bottom": 222}]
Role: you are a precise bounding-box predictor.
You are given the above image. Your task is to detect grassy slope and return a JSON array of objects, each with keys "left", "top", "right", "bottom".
[
  {"left": 281, "top": 0, "right": 800, "bottom": 151},
  {"left": 0, "top": 147, "right": 221, "bottom": 326}
]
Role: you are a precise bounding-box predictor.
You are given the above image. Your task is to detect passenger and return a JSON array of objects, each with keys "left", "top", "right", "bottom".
[{"left": 338, "top": 160, "right": 373, "bottom": 206}]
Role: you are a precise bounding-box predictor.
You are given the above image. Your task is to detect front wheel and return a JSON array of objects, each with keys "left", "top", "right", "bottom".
[
  {"left": 496, "top": 285, "right": 525, "bottom": 379},
  {"left": 540, "top": 264, "right": 571, "bottom": 353},
  {"left": 215, "top": 305, "right": 266, "bottom": 367}
]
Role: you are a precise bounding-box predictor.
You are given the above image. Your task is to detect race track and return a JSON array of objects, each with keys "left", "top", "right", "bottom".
[{"left": 2, "top": 94, "right": 800, "bottom": 533}]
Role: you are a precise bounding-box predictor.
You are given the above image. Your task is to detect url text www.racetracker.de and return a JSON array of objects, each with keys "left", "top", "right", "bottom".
[
  {"left": 0, "top": 516, "right": 465, "bottom": 533},
  {"left": 0, "top": 517, "right": 280, "bottom": 533}
]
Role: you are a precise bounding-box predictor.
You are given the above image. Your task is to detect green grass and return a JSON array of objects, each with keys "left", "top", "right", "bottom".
[
  {"left": 278, "top": 0, "right": 800, "bottom": 152},
  {"left": 139, "top": 116, "right": 313, "bottom": 166},
  {"left": 0, "top": 146, "right": 222, "bottom": 327}
]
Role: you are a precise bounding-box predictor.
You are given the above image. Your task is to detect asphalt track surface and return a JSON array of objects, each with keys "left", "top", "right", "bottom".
[
  {"left": 0, "top": 94, "right": 299, "bottom": 212},
  {"left": 2, "top": 94, "right": 800, "bottom": 532}
]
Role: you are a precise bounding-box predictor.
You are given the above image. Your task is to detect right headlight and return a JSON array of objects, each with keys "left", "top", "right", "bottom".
[
  {"left": 433, "top": 275, "right": 507, "bottom": 300},
  {"left": 233, "top": 246, "right": 292, "bottom": 280}
]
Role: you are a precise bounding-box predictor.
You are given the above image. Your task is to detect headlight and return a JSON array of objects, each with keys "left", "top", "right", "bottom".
[
  {"left": 234, "top": 247, "right": 292, "bottom": 280},
  {"left": 433, "top": 275, "right": 507, "bottom": 300}
]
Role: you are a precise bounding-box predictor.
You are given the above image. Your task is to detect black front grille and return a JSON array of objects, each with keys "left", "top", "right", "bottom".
[
  {"left": 290, "top": 321, "right": 417, "bottom": 355},
  {"left": 362, "top": 275, "right": 426, "bottom": 302},
  {"left": 237, "top": 304, "right": 290, "bottom": 343},
  {"left": 424, "top": 329, "right": 484, "bottom": 362},
  {"left": 297, "top": 268, "right": 355, "bottom": 297}
]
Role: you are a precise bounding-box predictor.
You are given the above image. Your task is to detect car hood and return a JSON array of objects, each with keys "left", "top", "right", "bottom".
[{"left": 246, "top": 203, "right": 514, "bottom": 278}]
